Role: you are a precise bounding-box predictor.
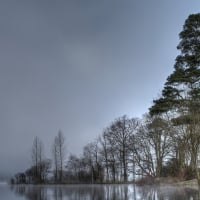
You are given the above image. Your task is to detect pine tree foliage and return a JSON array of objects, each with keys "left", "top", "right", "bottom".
[
  {"left": 150, "top": 14, "right": 200, "bottom": 119},
  {"left": 150, "top": 14, "right": 200, "bottom": 173}
]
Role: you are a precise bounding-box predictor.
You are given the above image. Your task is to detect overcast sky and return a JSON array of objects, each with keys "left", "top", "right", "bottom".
[{"left": 1, "top": 0, "right": 200, "bottom": 175}]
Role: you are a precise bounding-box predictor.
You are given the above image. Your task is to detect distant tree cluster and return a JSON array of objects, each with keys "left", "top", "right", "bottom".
[
  {"left": 11, "top": 131, "right": 65, "bottom": 184},
  {"left": 11, "top": 13, "right": 200, "bottom": 185}
]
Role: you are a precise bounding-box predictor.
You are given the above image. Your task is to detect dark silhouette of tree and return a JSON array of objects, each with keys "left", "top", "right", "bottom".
[
  {"left": 31, "top": 136, "right": 44, "bottom": 183},
  {"left": 52, "top": 130, "right": 65, "bottom": 183},
  {"left": 15, "top": 172, "right": 26, "bottom": 184},
  {"left": 150, "top": 13, "right": 200, "bottom": 184},
  {"left": 106, "top": 116, "right": 137, "bottom": 182}
]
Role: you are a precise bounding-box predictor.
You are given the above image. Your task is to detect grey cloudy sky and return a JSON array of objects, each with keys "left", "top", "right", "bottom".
[{"left": 1, "top": 0, "right": 200, "bottom": 175}]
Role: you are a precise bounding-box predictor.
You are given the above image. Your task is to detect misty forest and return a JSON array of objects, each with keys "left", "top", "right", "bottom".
[{"left": 11, "top": 14, "right": 200, "bottom": 185}]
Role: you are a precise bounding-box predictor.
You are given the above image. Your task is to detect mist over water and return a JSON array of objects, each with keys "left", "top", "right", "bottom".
[{"left": 0, "top": 184, "right": 199, "bottom": 200}]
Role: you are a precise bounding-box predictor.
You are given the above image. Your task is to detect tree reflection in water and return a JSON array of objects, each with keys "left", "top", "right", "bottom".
[
  {"left": 137, "top": 185, "right": 199, "bottom": 200},
  {"left": 10, "top": 184, "right": 200, "bottom": 200},
  {"left": 10, "top": 185, "right": 48, "bottom": 200}
]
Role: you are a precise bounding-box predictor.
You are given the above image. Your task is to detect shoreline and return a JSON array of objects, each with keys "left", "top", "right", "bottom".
[
  {"left": 7, "top": 178, "right": 200, "bottom": 189},
  {"left": 173, "top": 179, "right": 198, "bottom": 189}
]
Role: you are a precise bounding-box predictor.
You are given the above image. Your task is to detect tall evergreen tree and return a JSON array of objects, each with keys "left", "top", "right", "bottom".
[{"left": 150, "top": 14, "right": 200, "bottom": 182}]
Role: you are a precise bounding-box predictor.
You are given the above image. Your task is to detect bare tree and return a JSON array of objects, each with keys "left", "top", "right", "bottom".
[
  {"left": 52, "top": 138, "right": 58, "bottom": 182},
  {"left": 131, "top": 114, "right": 174, "bottom": 178},
  {"left": 53, "top": 130, "right": 65, "bottom": 182},
  {"left": 107, "top": 115, "right": 138, "bottom": 182},
  {"left": 99, "top": 130, "right": 110, "bottom": 182},
  {"left": 32, "top": 136, "right": 43, "bottom": 182},
  {"left": 146, "top": 115, "right": 173, "bottom": 176},
  {"left": 133, "top": 126, "right": 156, "bottom": 177}
]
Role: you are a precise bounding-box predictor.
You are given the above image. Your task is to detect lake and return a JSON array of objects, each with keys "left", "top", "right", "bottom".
[{"left": 0, "top": 183, "right": 200, "bottom": 200}]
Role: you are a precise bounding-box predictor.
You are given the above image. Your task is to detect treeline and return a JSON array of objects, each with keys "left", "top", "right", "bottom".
[
  {"left": 12, "top": 13, "right": 200, "bottom": 184},
  {"left": 11, "top": 114, "right": 195, "bottom": 184}
]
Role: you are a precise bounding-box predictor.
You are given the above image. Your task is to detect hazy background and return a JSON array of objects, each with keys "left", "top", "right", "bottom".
[{"left": 0, "top": 0, "right": 200, "bottom": 176}]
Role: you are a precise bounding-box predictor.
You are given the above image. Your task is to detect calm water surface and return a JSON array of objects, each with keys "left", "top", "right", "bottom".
[{"left": 0, "top": 183, "right": 200, "bottom": 200}]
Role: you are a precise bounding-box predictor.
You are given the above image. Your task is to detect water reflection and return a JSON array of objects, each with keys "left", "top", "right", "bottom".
[
  {"left": 10, "top": 184, "right": 200, "bottom": 200},
  {"left": 10, "top": 185, "right": 49, "bottom": 200},
  {"left": 137, "top": 185, "right": 199, "bottom": 200}
]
